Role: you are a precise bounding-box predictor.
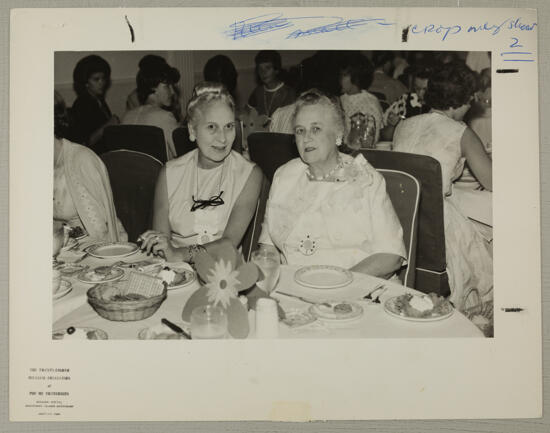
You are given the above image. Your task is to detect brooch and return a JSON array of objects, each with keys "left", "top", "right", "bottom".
[{"left": 299, "top": 235, "right": 317, "bottom": 256}]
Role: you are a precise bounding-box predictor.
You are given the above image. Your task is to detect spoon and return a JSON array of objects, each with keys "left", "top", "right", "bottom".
[{"left": 161, "top": 318, "right": 192, "bottom": 339}]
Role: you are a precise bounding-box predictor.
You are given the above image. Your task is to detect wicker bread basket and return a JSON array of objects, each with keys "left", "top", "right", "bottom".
[{"left": 87, "top": 283, "right": 167, "bottom": 322}]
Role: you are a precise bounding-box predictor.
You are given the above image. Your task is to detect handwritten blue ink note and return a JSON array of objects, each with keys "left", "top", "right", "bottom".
[
  {"left": 410, "top": 16, "right": 537, "bottom": 41},
  {"left": 226, "top": 13, "right": 395, "bottom": 40}
]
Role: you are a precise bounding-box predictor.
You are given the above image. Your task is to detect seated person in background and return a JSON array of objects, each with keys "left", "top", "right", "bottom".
[
  {"left": 140, "top": 83, "right": 262, "bottom": 263},
  {"left": 339, "top": 52, "right": 384, "bottom": 146},
  {"left": 468, "top": 67, "right": 492, "bottom": 154},
  {"left": 126, "top": 55, "right": 183, "bottom": 122},
  {"left": 122, "top": 59, "right": 181, "bottom": 160},
  {"left": 368, "top": 51, "right": 408, "bottom": 105},
  {"left": 68, "top": 55, "right": 119, "bottom": 150},
  {"left": 269, "top": 102, "right": 297, "bottom": 134},
  {"left": 393, "top": 63, "right": 493, "bottom": 305},
  {"left": 381, "top": 65, "right": 432, "bottom": 141},
  {"left": 203, "top": 54, "right": 239, "bottom": 101},
  {"left": 259, "top": 89, "right": 406, "bottom": 279},
  {"left": 54, "top": 91, "right": 127, "bottom": 243},
  {"left": 248, "top": 50, "right": 296, "bottom": 118}
]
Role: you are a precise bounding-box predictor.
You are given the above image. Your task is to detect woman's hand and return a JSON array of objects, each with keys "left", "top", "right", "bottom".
[{"left": 139, "top": 230, "right": 178, "bottom": 261}]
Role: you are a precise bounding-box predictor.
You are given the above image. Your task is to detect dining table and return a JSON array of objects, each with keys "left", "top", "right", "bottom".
[{"left": 53, "top": 241, "right": 483, "bottom": 339}]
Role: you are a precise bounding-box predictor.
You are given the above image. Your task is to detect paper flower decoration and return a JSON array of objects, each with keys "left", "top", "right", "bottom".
[{"left": 181, "top": 242, "right": 259, "bottom": 338}]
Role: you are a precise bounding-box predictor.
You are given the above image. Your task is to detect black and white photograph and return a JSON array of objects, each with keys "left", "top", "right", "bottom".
[
  {"left": 52, "top": 49, "right": 494, "bottom": 340},
  {"left": 9, "top": 6, "right": 541, "bottom": 423}
]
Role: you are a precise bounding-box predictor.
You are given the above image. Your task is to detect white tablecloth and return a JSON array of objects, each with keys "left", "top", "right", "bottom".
[{"left": 53, "top": 254, "right": 483, "bottom": 339}]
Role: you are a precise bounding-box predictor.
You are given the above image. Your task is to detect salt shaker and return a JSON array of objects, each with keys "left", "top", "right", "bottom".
[{"left": 255, "top": 298, "right": 279, "bottom": 338}]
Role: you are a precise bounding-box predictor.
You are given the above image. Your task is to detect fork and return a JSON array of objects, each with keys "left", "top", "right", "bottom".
[{"left": 363, "top": 284, "right": 384, "bottom": 301}]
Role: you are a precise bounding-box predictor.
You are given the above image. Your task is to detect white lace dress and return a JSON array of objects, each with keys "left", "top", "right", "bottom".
[
  {"left": 393, "top": 112, "right": 493, "bottom": 304},
  {"left": 259, "top": 153, "right": 406, "bottom": 269}
]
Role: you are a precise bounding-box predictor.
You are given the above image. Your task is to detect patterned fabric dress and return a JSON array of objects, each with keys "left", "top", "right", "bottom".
[
  {"left": 393, "top": 112, "right": 493, "bottom": 304},
  {"left": 259, "top": 153, "right": 406, "bottom": 269}
]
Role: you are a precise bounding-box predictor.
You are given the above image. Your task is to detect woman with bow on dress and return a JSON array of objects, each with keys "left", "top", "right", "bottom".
[{"left": 140, "top": 83, "right": 262, "bottom": 263}]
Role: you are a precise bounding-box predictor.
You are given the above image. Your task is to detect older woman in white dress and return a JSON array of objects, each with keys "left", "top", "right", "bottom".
[{"left": 259, "top": 89, "right": 406, "bottom": 279}]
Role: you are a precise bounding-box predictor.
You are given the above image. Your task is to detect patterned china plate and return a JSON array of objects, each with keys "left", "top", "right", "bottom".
[
  {"left": 160, "top": 263, "right": 196, "bottom": 290},
  {"left": 52, "top": 327, "right": 108, "bottom": 340},
  {"left": 294, "top": 265, "right": 353, "bottom": 289},
  {"left": 84, "top": 242, "right": 139, "bottom": 259},
  {"left": 76, "top": 267, "right": 124, "bottom": 284},
  {"left": 308, "top": 301, "right": 363, "bottom": 323},
  {"left": 384, "top": 296, "right": 455, "bottom": 322},
  {"left": 53, "top": 279, "right": 72, "bottom": 300}
]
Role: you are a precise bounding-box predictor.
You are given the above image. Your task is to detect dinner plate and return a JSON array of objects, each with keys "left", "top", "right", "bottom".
[
  {"left": 84, "top": 242, "right": 139, "bottom": 259},
  {"left": 160, "top": 263, "right": 196, "bottom": 290},
  {"left": 294, "top": 265, "right": 353, "bottom": 289},
  {"left": 56, "top": 263, "right": 88, "bottom": 277},
  {"left": 384, "top": 295, "right": 455, "bottom": 322},
  {"left": 53, "top": 279, "right": 72, "bottom": 300},
  {"left": 308, "top": 301, "right": 363, "bottom": 323},
  {"left": 138, "top": 322, "right": 190, "bottom": 340},
  {"left": 77, "top": 267, "right": 124, "bottom": 284},
  {"left": 52, "top": 327, "right": 108, "bottom": 340}
]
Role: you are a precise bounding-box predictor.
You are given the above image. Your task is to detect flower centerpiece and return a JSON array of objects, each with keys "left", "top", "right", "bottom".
[{"left": 181, "top": 242, "right": 260, "bottom": 338}]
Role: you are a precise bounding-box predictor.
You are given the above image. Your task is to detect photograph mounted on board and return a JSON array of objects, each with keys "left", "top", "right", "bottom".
[{"left": 52, "top": 49, "right": 494, "bottom": 341}]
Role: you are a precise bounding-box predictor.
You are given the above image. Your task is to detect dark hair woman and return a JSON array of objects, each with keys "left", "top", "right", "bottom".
[
  {"left": 248, "top": 50, "right": 296, "bottom": 117},
  {"left": 121, "top": 59, "right": 181, "bottom": 160},
  {"left": 203, "top": 54, "right": 238, "bottom": 100},
  {"left": 69, "top": 55, "right": 119, "bottom": 149},
  {"left": 393, "top": 62, "right": 493, "bottom": 307}
]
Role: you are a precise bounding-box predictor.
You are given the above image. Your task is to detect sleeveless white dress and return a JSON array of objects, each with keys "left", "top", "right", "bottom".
[
  {"left": 165, "top": 149, "right": 255, "bottom": 246},
  {"left": 393, "top": 112, "right": 493, "bottom": 304}
]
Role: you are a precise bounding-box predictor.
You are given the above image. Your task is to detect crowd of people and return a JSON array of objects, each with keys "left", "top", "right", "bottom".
[{"left": 53, "top": 49, "right": 493, "bottom": 307}]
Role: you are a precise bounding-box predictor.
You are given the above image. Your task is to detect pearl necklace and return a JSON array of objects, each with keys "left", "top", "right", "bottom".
[{"left": 306, "top": 156, "right": 345, "bottom": 182}]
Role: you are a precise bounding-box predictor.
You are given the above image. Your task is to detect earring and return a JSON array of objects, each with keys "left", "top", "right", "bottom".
[
  {"left": 189, "top": 134, "right": 196, "bottom": 142},
  {"left": 336, "top": 136, "right": 343, "bottom": 147}
]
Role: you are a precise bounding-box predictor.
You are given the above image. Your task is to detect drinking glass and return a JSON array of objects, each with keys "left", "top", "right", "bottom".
[
  {"left": 251, "top": 245, "right": 281, "bottom": 294},
  {"left": 190, "top": 305, "right": 228, "bottom": 339}
]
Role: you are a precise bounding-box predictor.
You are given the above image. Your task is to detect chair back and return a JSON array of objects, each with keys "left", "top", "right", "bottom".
[
  {"left": 241, "top": 173, "right": 271, "bottom": 261},
  {"left": 360, "top": 149, "right": 449, "bottom": 296},
  {"left": 101, "top": 125, "right": 167, "bottom": 163},
  {"left": 248, "top": 132, "right": 299, "bottom": 182},
  {"left": 378, "top": 169, "right": 420, "bottom": 288},
  {"left": 173, "top": 121, "right": 244, "bottom": 158},
  {"left": 100, "top": 150, "right": 163, "bottom": 242}
]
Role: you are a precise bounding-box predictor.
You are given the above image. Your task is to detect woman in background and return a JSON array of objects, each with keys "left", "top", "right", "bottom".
[
  {"left": 54, "top": 91, "right": 127, "bottom": 242},
  {"left": 393, "top": 63, "right": 493, "bottom": 304},
  {"left": 339, "top": 52, "right": 384, "bottom": 146},
  {"left": 248, "top": 50, "right": 296, "bottom": 118},
  {"left": 140, "top": 83, "right": 262, "bottom": 263},
  {"left": 69, "top": 55, "right": 119, "bottom": 149},
  {"left": 122, "top": 59, "right": 181, "bottom": 160}
]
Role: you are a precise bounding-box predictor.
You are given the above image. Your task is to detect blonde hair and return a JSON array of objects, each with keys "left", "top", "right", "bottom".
[{"left": 187, "top": 81, "right": 235, "bottom": 126}]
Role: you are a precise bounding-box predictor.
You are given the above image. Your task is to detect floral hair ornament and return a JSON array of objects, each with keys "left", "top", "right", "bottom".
[{"left": 181, "top": 242, "right": 259, "bottom": 338}]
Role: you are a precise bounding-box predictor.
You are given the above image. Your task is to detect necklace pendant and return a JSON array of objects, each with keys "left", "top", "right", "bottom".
[{"left": 299, "top": 235, "right": 317, "bottom": 256}]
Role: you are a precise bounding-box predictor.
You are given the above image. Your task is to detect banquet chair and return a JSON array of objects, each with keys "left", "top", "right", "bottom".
[
  {"left": 360, "top": 149, "right": 449, "bottom": 296},
  {"left": 100, "top": 150, "right": 163, "bottom": 243},
  {"left": 101, "top": 125, "right": 167, "bottom": 163},
  {"left": 378, "top": 169, "right": 420, "bottom": 288},
  {"left": 241, "top": 173, "right": 271, "bottom": 262},
  {"left": 173, "top": 121, "right": 245, "bottom": 158},
  {"left": 248, "top": 132, "right": 299, "bottom": 182}
]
